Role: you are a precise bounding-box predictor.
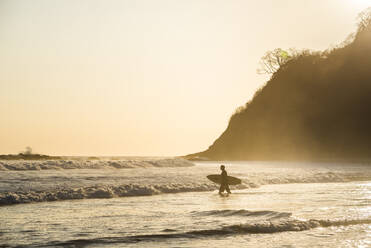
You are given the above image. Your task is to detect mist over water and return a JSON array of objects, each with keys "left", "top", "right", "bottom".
[{"left": 1, "top": 160, "right": 370, "bottom": 247}]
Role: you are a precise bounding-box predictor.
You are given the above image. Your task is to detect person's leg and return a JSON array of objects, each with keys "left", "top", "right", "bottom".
[
  {"left": 226, "top": 184, "right": 231, "bottom": 194},
  {"left": 219, "top": 184, "right": 225, "bottom": 194}
]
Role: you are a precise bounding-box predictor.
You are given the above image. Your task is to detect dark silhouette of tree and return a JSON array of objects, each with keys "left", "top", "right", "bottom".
[
  {"left": 257, "top": 48, "right": 291, "bottom": 75},
  {"left": 357, "top": 7, "right": 371, "bottom": 32},
  {"left": 24, "top": 146, "right": 32, "bottom": 155},
  {"left": 18, "top": 146, "right": 33, "bottom": 155}
]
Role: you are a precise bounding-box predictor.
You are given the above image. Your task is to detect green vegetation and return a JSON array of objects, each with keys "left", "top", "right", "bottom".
[{"left": 187, "top": 9, "right": 371, "bottom": 162}]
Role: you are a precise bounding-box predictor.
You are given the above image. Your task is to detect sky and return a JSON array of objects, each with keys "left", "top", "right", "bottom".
[{"left": 0, "top": 0, "right": 370, "bottom": 156}]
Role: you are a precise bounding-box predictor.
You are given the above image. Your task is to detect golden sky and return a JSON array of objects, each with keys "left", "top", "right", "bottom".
[{"left": 0, "top": 0, "right": 369, "bottom": 156}]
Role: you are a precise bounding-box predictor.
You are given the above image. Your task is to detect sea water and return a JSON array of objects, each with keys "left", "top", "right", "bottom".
[{"left": 0, "top": 159, "right": 370, "bottom": 247}]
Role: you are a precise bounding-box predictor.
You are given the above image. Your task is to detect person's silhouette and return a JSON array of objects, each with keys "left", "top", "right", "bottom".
[{"left": 219, "top": 165, "right": 231, "bottom": 195}]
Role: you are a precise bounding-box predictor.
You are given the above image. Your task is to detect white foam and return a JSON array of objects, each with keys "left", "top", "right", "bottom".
[
  {"left": 0, "top": 158, "right": 194, "bottom": 171},
  {"left": 1, "top": 161, "right": 370, "bottom": 206},
  {"left": 48, "top": 217, "right": 371, "bottom": 246},
  {"left": 0, "top": 183, "right": 223, "bottom": 206},
  {"left": 218, "top": 218, "right": 371, "bottom": 234}
]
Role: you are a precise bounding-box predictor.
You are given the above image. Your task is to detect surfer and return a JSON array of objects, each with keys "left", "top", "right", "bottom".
[{"left": 219, "top": 165, "right": 231, "bottom": 195}]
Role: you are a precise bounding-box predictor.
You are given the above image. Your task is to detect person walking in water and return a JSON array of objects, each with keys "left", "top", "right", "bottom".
[{"left": 219, "top": 165, "right": 231, "bottom": 195}]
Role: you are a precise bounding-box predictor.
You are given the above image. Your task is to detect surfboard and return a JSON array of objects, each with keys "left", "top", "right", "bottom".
[{"left": 206, "top": 174, "right": 242, "bottom": 185}]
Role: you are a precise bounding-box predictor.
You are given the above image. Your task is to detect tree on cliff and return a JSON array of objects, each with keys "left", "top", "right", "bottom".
[
  {"left": 257, "top": 48, "right": 292, "bottom": 75},
  {"left": 358, "top": 7, "right": 371, "bottom": 32}
]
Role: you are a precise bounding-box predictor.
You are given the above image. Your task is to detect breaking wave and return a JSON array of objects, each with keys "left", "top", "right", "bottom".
[
  {"left": 0, "top": 183, "right": 228, "bottom": 206},
  {"left": 0, "top": 158, "right": 193, "bottom": 171},
  {"left": 43, "top": 218, "right": 371, "bottom": 246},
  {"left": 1, "top": 171, "right": 370, "bottom": 206},
  {"left": 243, "top": 171, "right": 371, "bottom": 187},
  {"left": 193, "top": 209, "right": 292, "bottom": 219}
]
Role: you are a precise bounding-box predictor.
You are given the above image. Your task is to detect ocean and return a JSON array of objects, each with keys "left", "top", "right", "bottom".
[{"left": 1, "top": 159, "right": 370, "bottom": 247}]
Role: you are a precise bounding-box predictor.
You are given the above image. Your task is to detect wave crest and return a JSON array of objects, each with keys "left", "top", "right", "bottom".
[
  {"left": 0, "top": 183, "right": 223, "bottom": 206},
  {"left": 47, "top": 218, "right": 371, "bottom": 246},
  {"left": 194, "top": 209, "right": 292, "bottom": 219},
  {"left": 0, "top": 158, "right": 194, "bottom": 171}
]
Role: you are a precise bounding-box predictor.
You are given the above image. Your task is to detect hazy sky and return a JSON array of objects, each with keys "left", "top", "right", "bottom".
[{"left": 1, "top": 0, "right": 370, "bottom": 156}]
